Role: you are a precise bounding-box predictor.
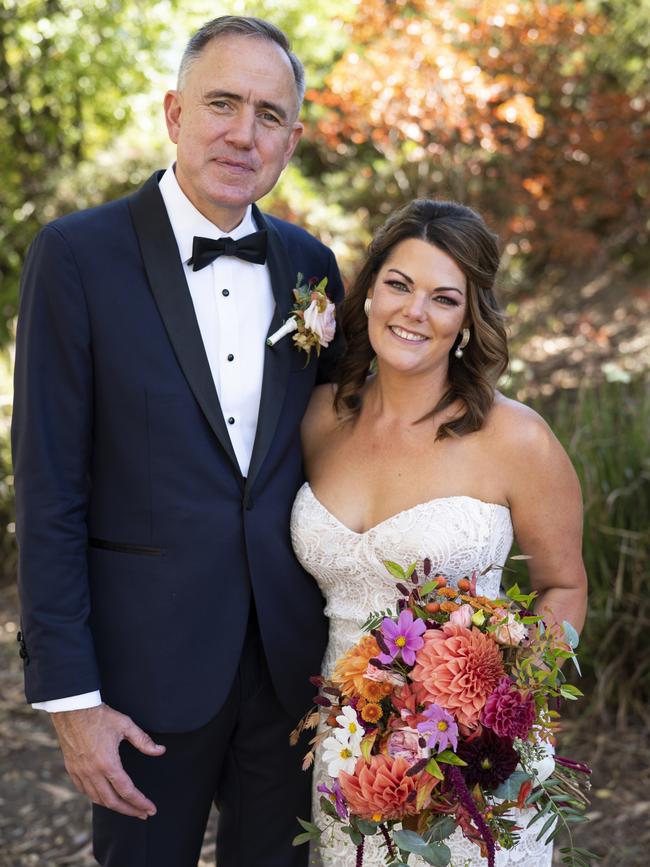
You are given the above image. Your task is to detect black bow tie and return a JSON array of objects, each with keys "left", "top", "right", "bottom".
[{"left": 188, "top": 230, "right": 268, "bottom": 271}]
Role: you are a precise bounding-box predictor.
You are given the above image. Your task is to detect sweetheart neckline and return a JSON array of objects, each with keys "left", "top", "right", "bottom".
[{"left": 300, "top": 482, "right": 510, "bottom": 538}]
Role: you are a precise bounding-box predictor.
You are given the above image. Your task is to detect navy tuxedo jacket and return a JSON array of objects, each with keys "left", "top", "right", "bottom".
[{"left": 12, "top": 171, "right": 344, "bottom": 731}]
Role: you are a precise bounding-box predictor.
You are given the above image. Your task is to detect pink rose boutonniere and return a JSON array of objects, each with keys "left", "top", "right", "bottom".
[{"left": 266, "top": 273, "right": 336, "bottom": 359}]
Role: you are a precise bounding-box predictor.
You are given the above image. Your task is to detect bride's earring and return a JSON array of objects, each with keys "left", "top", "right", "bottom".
[
  {"left": 454, "top": 328, "right": 470, "bottom": 359},
  {"left": 364, "top": 298, "right": 372, "bottom": 317}
]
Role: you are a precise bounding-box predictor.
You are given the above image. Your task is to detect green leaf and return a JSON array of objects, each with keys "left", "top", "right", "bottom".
[
  {"left": 425, "top": 756, "right": 445, "bottom": 780},
  {"left": 562, "top": 620, "right": 580, "bottom": 649},
  {"left": 506, "top": 583, "right": 521, "bottom": 599},
  {"left": 405, "top": 562, "right": 417, "bottom": 579},
  {"left": 393, "top": 831, "right": 451, "bottom": 866},
  {"left": 292, "top": 831, "right": 316, "bottom": 846},
  {"left": 393, "top": 829, "right": 430, "bottom": 853},
  {"left": 297, "top": 817, "right": 320, "bottom": 833},
  {"left": 560, "top": 684, "right": 583, "bottom": 700},
  {"left": 435, "top": 749, "right": 467, "bottom": 766},
  {"left": 384, "top": 560, "right": 406, "bottom": 580},
  {"left": 421, "top": 579, "right": 438, "bottom": 595},
  {"left": 356, "top": 819, "right": 378, "bottom": 835},
  {"left": 320, "top": 795, "right": 339, "bottom": 819},
  {"left": 535, "top": 813, "right": 558, "bottom": 842},
  {"left": 342, "top": 826, "right": 363, "bottom": 846},
  {"left": 425, "top": 816, "right": 457, "bottom": 842},
  {"left": 492, "top": 770, "right": 532, "bottom": 800}
]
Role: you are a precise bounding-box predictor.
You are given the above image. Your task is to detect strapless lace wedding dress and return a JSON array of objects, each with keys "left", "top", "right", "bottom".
[{"left": 290, "top": 482, "right": 553, "bottom": 867}]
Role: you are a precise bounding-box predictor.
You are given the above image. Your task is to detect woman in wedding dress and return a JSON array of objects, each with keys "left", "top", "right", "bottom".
[{"left": 290, "top": 200, "right": 588, "bottom": 866}]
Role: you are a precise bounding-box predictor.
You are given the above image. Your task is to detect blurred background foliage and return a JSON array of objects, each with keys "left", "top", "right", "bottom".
[{"left": 0, "top": 0, "right": 648, "bottom": 726}]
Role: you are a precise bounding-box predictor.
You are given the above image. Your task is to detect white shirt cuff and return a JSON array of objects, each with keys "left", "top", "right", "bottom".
[{"left": 32, "top": 690, "right": 102, "bottom": 712}]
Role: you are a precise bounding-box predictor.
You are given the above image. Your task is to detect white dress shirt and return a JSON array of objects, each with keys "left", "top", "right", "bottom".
[{"left": 34, "top": 166, "right": 275, "bottom": 712}]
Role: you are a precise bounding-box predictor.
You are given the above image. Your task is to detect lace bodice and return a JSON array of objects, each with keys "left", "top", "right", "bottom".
[{"left": 290, "top": 483, "right": 553, "bottom": 867}]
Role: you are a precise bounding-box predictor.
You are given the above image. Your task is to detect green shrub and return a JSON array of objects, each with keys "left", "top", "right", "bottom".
[{"left": 505, "top": 379, "right": 650, "bottom": 726}]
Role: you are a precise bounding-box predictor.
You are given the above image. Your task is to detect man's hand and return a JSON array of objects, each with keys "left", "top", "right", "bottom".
[{"left": 51, "top": 703, "right": 166, "bottom": 819}]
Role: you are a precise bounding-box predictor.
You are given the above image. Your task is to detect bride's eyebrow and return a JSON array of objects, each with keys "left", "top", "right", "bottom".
[
  {"left": 387, "top": 268, "right": 414, "bottom": 284},
  {"left": 387, "top": 268, "right": 463, "bottom": 295}
]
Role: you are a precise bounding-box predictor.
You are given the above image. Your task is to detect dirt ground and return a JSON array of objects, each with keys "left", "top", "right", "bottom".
[{"left": 1, "top": 581, "right": 648, "bottom": 867}]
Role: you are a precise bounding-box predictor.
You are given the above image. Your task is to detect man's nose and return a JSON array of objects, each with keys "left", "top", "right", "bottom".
[{"left": 225, "top": 109, "right": 256, "bottom": 149}]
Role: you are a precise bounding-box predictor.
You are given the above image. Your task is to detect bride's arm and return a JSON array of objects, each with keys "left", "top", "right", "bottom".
[
  {"left": 498, "top": 401, "right": 588, "bottom": 634},
  {"left": 300, "top": 383, "right": 339, "bottom": 481}
]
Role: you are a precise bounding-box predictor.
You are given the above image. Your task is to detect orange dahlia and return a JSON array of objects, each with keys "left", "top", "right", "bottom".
[
  {"left": 410, "top": 623, "right": 504, "bottom": 728},
  {"left": 332, "top": 636, "right": 392, "bottom": 701},
  {"left": 339, "top": 755, "right": 419, "bottom": 820}
]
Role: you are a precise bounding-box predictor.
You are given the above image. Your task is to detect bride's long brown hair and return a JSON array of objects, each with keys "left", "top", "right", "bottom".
[{"left": 334, "top": 200, "right": 508, "bottom": 440}]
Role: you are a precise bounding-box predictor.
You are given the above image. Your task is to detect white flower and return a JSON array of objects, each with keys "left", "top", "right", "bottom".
[
  {"left": 491, "top": 608, "right": 528, "bottom": 646},
  {"left": 322, "top": 729, "right": 358, "bottom": 776},
  {"left": 335, "top": 706, "right": 364, "bottom": 749},
  {"left": 303, "top": 299, "right": 336, "bottom": 347}
]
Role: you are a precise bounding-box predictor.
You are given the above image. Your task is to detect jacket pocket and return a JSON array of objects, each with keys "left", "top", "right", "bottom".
[{"left": 88, "top": 538, "right": 165, "bottom": 557}]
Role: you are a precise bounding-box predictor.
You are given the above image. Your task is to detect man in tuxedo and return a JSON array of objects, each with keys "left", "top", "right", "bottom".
[{"left": 12, "top": 16, "right": 343, "bottom": 867}]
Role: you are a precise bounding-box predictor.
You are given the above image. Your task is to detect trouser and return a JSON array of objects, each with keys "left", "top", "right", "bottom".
[{"left": 92, "top": 613, "right": 311, "bottom": 866}]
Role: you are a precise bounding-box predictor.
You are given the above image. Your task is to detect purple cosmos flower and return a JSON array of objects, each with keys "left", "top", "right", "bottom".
[
  {"left": 317, "top": 780, "right": 348, "bottom": 820},
  {"left": 417, "top": 703, "right": 459, "bottom": 752},
  {"left": 378, "top": 610, "right": 426, "bottom": 666}
]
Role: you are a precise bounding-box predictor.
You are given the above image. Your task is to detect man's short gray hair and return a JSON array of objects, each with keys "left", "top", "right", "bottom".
[{"left": 177, "top": 16, "right": 305, "bottom": 114}]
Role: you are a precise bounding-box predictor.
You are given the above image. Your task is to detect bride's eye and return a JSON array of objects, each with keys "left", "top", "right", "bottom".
[
  {"left": 386, "top": 280, "right": 409, "bottom": 292},
  {"left": 434, "top": 295, "right": 459, "bottom": 306}
]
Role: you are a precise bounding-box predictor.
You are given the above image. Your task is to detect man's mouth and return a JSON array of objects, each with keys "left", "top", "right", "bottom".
[{"left": 214, "top": 158, "right": 255, "bottom": 173}]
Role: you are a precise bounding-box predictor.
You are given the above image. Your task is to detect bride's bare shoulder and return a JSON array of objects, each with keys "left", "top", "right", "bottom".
[{"left": 488, "top": 392, "right": 559, "bottom": 456}]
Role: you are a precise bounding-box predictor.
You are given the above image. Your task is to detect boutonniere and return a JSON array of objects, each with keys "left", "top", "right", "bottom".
[{"left": 266, "top": 273, "right": 336, "bottom": 359}]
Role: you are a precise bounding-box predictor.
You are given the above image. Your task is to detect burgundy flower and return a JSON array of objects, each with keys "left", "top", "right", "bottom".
[
  {"left": 481, "top": 677, "right": 536, "bottom": 739},
  {"left": 457, "top": 729, "right": 519, "bottom": 789}
]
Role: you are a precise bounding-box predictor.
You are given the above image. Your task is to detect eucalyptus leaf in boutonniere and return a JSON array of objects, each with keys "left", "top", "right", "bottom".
[{"left": 267, "top": 273, "right": 336, "bottom": 360}]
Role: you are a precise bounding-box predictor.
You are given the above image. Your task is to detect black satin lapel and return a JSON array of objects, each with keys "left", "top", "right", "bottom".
[
  {"left": 128, "top": 173, "right": 242, "bottom": 480},
  {"left": 245, "top": 208, "right": 295, "bottom": 495}
]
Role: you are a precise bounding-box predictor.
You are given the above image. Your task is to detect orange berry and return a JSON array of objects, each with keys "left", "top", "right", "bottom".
[
  {"left": 434, "top": 575, "right": 447, "bottom": 587},
  {"left": 458, "top": 578, "right": 471, "bottom": 592},
  {"left": 425, "top": 602, "right": 441, "bottom": 614}
]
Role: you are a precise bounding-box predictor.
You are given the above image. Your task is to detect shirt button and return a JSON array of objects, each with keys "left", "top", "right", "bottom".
[
  {"left": 222, "top": 289, "right": 230, "bottom": 297},
  {"left": 227, "top": 353, "right": 234, "bottom": 362},
  {"left": 227, "top": 417, "right": 235, "bottom": 425}
]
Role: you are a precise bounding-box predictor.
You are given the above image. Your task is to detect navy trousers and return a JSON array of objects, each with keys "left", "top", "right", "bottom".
[{"left": 92, "top": 612, "right": 311, "bottom": 866}]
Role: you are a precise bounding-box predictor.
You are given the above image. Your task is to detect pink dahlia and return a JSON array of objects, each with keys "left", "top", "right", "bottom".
[
  {"left": 481, "top": 677, "right": 536, "bottom": 739},
  {"left": 410, "top": 623, "right": 504, "bottom": 728},
  {"left": 338, "top": 755, "right": 419, "bottom": 821}
]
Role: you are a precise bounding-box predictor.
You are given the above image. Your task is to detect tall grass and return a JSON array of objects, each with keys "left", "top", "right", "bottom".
[{"left": 506, "top": 378, "right": 650, "bottom": 727}]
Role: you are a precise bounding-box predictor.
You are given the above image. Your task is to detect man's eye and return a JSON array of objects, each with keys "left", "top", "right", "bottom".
[
  {"left": 210, "top": 100, "right": 230, "bottom": 110},
  {"left": 260, "top": 112, "right": 281, "bottom": 124}
]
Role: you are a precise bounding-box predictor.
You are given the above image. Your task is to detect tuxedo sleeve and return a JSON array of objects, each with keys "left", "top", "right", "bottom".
[
  {"left": 315, "top": 250, "right": 345, "bottom": 385},
  {"left": 12, "top": 225, "right": 101, "bottom": 703}
]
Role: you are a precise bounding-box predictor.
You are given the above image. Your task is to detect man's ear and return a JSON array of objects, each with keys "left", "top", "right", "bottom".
[
  {"left": 163, "top": 90, "right": 183, "bottom": 144},
  {"left": 281, "top": 122, "right": 304, "bottom": 169}
]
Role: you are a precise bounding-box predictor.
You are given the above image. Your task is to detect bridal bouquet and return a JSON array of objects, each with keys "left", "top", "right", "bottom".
[{"left": 292, "top": 559, "right": 595, "bottom": 866}]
